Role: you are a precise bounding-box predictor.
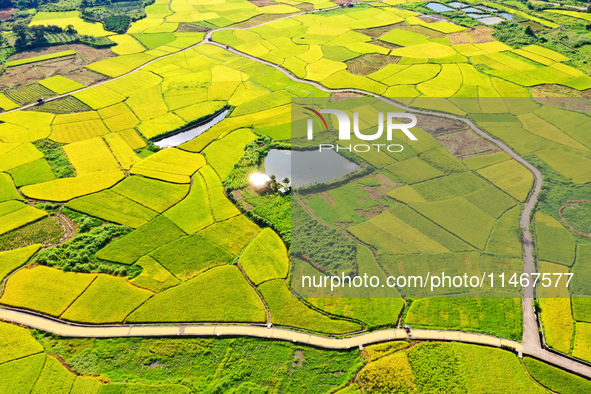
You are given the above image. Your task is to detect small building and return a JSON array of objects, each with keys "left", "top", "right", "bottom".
[{"left": 278, "top": 186, "right": 292, "bottom": 196}]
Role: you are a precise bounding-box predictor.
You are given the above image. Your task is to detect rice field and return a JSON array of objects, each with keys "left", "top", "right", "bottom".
[
  {"left": 60, "top": 274, "right": 153, "bottom": 323},
  {"left": 127, "top": 265, "right": 266, "bottom": 323},
  {"left": 96, "top": 215, "right": 186, "bottom": 265},
  {"left": 0, "top": 265, "right": 96, "bottom": 316},
  {"left": 240, "top": 228, "right": 289, "bottom": 285},
  {"left": 150, "top": 233, "right": 235, "bottom": 281}
]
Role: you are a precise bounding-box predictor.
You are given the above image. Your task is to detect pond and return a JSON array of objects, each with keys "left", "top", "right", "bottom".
[
  {"left": 153, "top": 109, "right": 229, "bottom": 148},
  {"left": 462, "top": 7, "right": 482, "bottom": 13},
  {"left": 478, "top": 16, "right": 505, "bottom": 25},
  {"left": 426, "top": 2, "right": 452, "bottom": 12},
  {"left": 447, "top": 1, "right": 468, "bottom": 8},
  {"left": 499, "top": 12, "right": 513, "bottom": 20},
  {"left": 264, "top": 149, "right": 361, "bottom": 188}
]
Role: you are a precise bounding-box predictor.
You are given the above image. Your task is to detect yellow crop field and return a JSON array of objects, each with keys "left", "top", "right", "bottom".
[
  {"left": 63, "top": 137, "right": 121, "bottom": 175},
  {"left": 0, "top": 265, "right": 96, "bottom": 316},
  {"left": 305, "top": 58, "right": 347, "bottom": 81},
  {"left": 130, "top": 149, "right": 206, "bottom": 184},
  {"left": 86, "top": 53, "right": 156, "bottom": 78},
  {"left": 103, "top": 133, "right": 141, "bottom": 170},
  {"left": 38, "top": 75, "right": 84, "bottom": 94},
  {"left": 391, "top": 42, "right": 457, "bottom": 59},
  {"left": 137, "top": 112, "right": 186, "bottom": 139},
  {"left": 477, "top": 160, "right": 533, "bottom": 202},
  {"left": 118, "top": 129, "right": 146, "bottom": 150},
  {"left": 50, "top": 119, "right": 110, "bottom": 144},
  {"left": 0, "top": 143, "right": 44, "bottom": 172},
  {"left": 0, "top": 94, "right": 18, "bottom": 111},
  {"left": 0, "top": 203, "right": 47, "bottom": 236},
  {"left": 105, "top": 71, "right": 163, "bottom": 97},
  {"left": 53, "top": 111, "right": 99, "bottom": 125},
  {"left": 535, "top": 149, "right": 591, "bottom": 184},
  {"left": 73, "top": 85, "right": 126, "bottom": 110},
  {"left": 110, "top": 34, "right": 146, "bottom": 55},
  {"left": 130, "top": 256, "right": 181, "bottom": 293},
  {"left": 21, "top": 171, "right": 124, "bottom": 201},
  {"left": 60, "top": 275, "right": 153, "bottom": 323},
  {"left": 240, "top": 228, "right": 289, "bottom": 285}
]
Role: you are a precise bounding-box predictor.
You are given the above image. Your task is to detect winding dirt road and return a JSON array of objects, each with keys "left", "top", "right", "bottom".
[{"left": 1, "top": 9, "right": 590, "bottom": 380}]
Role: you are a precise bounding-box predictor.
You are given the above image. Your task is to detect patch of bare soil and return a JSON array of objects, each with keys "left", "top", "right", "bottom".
[
  {"left": 466, "top": 26, "right": 494, "bottom": 43},
  {"left": 65, "top": 68, "right": 107, "bottom": 86},
  {"left": 232, "top": 190, "right": 254, "bottom": 210},
  {"left": 362, "top": 186, "right": 382, "bottom": 201},
  {"left": 374, "top": 173, "right": 400, "bottom": 194},
  {"left": 248, "top": 0, "right": 275, "bottom": 6},
  {"left": 69, "top": 44, "right": 115, "bottom": 63},
  {"left": 531, "top": 84, "right": 591, "bottom": 99},
  {"left": 436, "top": 128, "right": 500, "bottom": 158},
  {"left": 231, "top": 13, "right": 294, "bottom": 28},
  {"left": 0, "top": 44, "right": 113, "bottom": 90},
  {"left": 295, "top": 3, "right": 314, "bottom": 11},
  {"left": 319, "top": 192, "right": 335, "bottom": 205},
  {"left": 331, "top": 92, "right": 365, "bottom": 99},
  {"left": 7, "top": 45, "right": 72, "bottom": 61},
  {"left": 415, "top": 114, "right": 465, "bottom": 135},
  {"left": 176, "top": 23, "right": 210, "bottom": 33},
  {"left": 356, "top": 22, "right": 407, "bottom": 39},
  {"left": 418, "top": 15, "right": 446, "bottom": 23},
  {"left": 533, "top": 96, "right": 591, "bottom": 113},
  {"left": 293, "top": 350, "right": 305, "bottom": 367},
  {"left": 356, "top": 204, "right": 389, "bottom": 218},
  {"left": 0, "top": 8, "right": 15, "bottom": 20},
  {"left": 346, "top": 53, "right": 399, "bottom": 76},
  {"left": 448, "top": 32, "right": 472, "bottom": 45}
]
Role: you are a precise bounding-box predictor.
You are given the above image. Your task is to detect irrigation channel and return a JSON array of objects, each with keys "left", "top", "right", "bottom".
[{"left": 1, "top": 6, "right": 590, "bottom": 379}]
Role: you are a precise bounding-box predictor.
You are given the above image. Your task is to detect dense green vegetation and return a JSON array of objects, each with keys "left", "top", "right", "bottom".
[
  {"left": 32, "top": 139, "right": 75, "bottom": 179},
  {"left": 35, "top": 223, "right": 137, "bottom": 276}
]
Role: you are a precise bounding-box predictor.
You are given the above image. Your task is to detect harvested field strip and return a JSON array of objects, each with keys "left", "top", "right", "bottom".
[{"left": 6, "top": 50, "right": 76, "bottom": 67}]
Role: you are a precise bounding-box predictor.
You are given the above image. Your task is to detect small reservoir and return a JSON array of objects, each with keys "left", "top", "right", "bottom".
[
  {"left": 264, "top": 149, "right": 361, "bottom": 188},
  {"left": 153, "top": 109, "right": 228, "bottom": 148}
]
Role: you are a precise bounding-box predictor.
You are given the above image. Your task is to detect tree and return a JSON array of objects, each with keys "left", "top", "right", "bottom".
[
  {"left": 65, "top": 24, "right": 76, "bottom": 34},
  {"left": 269, "top": 174, "right": 278, "bottom": 191},
  {"left": 282, "top": 177, "right": 290, "bottom": 185}
]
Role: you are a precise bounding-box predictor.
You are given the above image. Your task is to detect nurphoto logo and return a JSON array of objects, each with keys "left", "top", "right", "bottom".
[{"left": 304, "top": 106, "right": 418, "bottom": 153}]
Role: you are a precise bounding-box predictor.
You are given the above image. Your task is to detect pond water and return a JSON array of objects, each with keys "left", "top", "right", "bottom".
[
  {"left": 447, "top": 1, "right": 468, "bottom": 8},
  {"left": 153, "top": 109, "right": 229, "bottom": 148},
  {"left": 426, "top": 2, "right": 452, "bottom": 12},
  {"left": 467, "top": 13, "right": 490, "bottom": 18},
  {"left": 462, "top": 7, "right": 482, "bottom": 13},
  {"left": 499, "top": 12, "right": 513, "bottom": 20},
  {"left": 264, "top": 149, "right": 361, "bottom": 188},
  {"left": 478, "top": 16, "right": 505, "bottom": 25}
]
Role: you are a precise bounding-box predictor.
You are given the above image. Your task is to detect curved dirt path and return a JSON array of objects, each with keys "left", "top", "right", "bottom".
[
  {"left": 1, "top": 8, "right": 589, "bottom": 379},
  {"left": 2, "top": 307, "right": 591, "bottom": 378}
]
